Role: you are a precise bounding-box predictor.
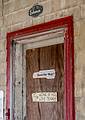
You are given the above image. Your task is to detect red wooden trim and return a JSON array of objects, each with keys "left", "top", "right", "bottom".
[
  {"left": 64, "top": 17, "right": 75, "bottom": 120},
  {"left": 6, "top": 16, "right": 75, "bottom": 120},
  {"left": 7, "top": 16, "right": 71, "bottom": 39},
  {"left": 6, "top": 35, "right": 11, "bottom": 120}
]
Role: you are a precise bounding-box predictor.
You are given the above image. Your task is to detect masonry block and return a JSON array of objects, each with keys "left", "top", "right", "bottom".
[
  {"left": 74, "top": 21, "right": 80, "bottom": 37},
  {"left": 0, "top": 51, "right": 6, "bottom": 62},
  {"left": 0, "top": 62, "right": 6, "bottom": 74},
  {"left": 76, "top": 112, "right": 85, "bottom": 120},
  {"left": 41, "top": 0, "right": 52, "bottom": 15},
  {"left": 68, "top": 6, "right": 81, "bottom": 21},
  {"left": 75, "top": 71, "right": 83, "bottom": 97},
  {"left": 12, "top": 9, "right": 27, "bottom": 25},
  {"left": 11, "top": 23, "right": 23, "bottom": 32},
  {"left": 21, "top": 0, "right": 37, "bottom": 8},
  {"left": 3, "top": 0, "right": 10, "bottom": 3},
  {"left": 32, "top": 16, "right": 44, "bottom": 25},
  {"left": 4, "top": 1, "right": 15, "bottom": 15},
  {"left": 65, "top": 0, "right": 82, "bottom": 8},
  {"left": 0, "top": 17, "right": 3, "bottom": 27},
  {"left": 0, "top": 7, "right": 2, "bottom": 17},
  {"left": 4, "top": 14, "right": 12, "bottom": 26},
  {"left": 52, "top": 0, "right": 64, "bottom": 12},
  {"left": 79, "top": 97, "right": 85, "bottom": 116},
  {"left": 45, "top": 13, "right": 56, "bottom": 22},
  {"left": 79, "top": 19, "right": 85, "bottom": 49},
  {"left": 81, "top": 4, "right": 85, "bottom": 19},
  {"left": 0, "top": 74, "right": 6, "bottom": 86}
]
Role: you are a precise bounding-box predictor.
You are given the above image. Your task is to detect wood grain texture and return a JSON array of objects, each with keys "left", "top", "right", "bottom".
[{"left": 26, "top": 44, "right": 64, "bottom": 120}]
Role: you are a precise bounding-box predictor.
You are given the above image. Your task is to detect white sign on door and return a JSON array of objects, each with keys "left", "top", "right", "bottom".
[
  {"left": 33, "top": 69, "right": 55, "bottom": 79},
  {"left": 0, "top": 91, "right": 3, "bottom": 120},
  {"left": 32, "top": 92, "right": 57, "bottom": 102}
]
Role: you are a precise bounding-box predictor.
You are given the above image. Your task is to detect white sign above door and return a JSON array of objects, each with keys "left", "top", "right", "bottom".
[{"left": 33, "top": 69, "right": 55, "bottom": 79}]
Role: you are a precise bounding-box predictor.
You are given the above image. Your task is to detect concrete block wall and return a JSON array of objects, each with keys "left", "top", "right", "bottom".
[{"left": 0, "top": 0, "right": 85, "bottom": 119}]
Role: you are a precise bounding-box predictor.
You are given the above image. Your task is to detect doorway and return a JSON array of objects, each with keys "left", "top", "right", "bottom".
[
  {"left": 6, "top": 16, "right": 75, "bottom": 120},
  {"left": 26, "top": 44, "right": 64, "bottom": 120}
]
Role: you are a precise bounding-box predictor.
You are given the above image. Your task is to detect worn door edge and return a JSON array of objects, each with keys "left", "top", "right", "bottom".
[{"left": 6, "top": 16, "right": 75, "bottom": 120}]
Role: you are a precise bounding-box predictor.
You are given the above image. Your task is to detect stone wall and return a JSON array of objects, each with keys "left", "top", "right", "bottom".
[{"left": 0, "top": 0, "right": 85, "bottom": 120}]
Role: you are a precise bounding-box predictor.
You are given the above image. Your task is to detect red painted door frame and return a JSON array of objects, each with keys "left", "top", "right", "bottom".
[{"left": 6, "top": 16, "right": 75, "bottom": 120}]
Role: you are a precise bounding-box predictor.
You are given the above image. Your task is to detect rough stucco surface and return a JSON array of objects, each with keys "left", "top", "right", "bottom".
[{"left": 0, "top": 0, "right": 85, "bottom": 120}]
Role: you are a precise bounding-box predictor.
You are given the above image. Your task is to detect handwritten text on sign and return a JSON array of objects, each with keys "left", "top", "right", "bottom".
[
  {"left": 0, "top": 91, "right": 3, "bottom": 120},
  {"left": 32, "top": 92, "right": 57, "bottom": 102},
  {"left": 33, "top": 69, "right": 55, "bottom": 79}
]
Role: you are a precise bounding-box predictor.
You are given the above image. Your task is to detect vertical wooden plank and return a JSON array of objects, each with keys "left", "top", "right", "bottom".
[
  {"left": 14, "top": 44, "right": 23, "bottom": 120},
  {"left": 26, "top": 48, "right": 41, "bottom": 120},
  {"left": 39, "top": 44, "right": 64, "bottom": 120}
]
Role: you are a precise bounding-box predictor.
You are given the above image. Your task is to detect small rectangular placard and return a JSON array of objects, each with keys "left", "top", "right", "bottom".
[
  {"left": 33, "top": 69, "right": 55, "bottom": 79},
  {"left": 32, "top": 92, "right": 57, "bottom": 102},
  {"left": 0, "top": 91, "right": 3, "bottom": 120}
]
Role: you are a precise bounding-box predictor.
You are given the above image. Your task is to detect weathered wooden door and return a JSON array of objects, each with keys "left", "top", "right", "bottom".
[{"left": 26, "top": 43, "right": 64, "bottom": 120}]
